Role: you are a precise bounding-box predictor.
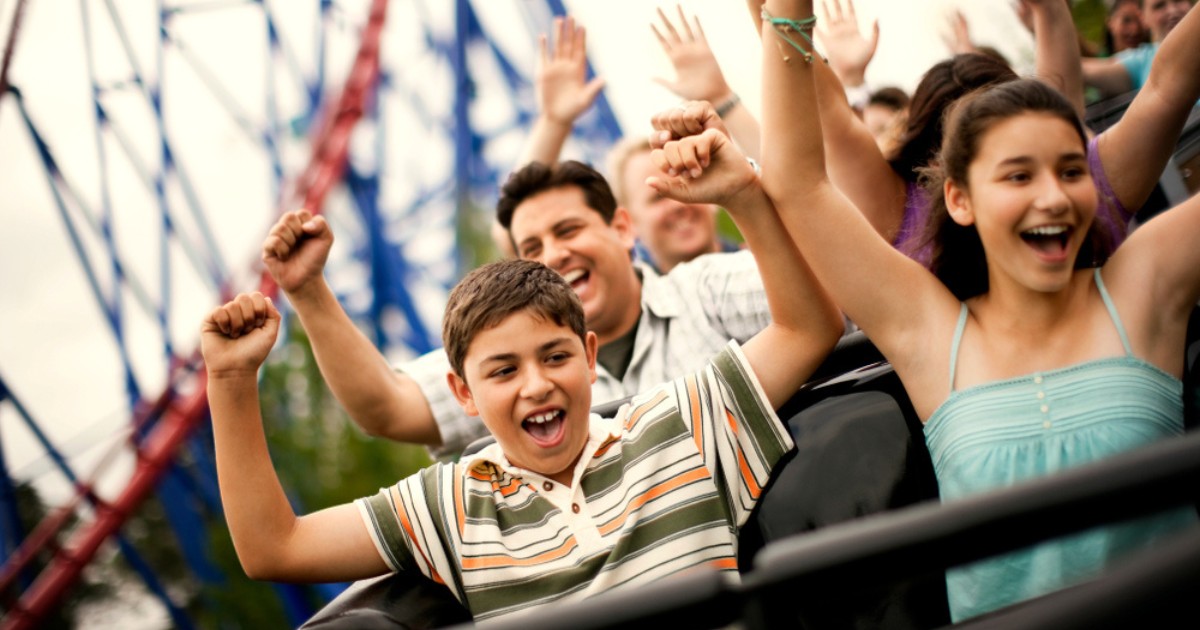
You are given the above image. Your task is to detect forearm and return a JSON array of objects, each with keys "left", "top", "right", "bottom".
[
  {"left": 1144, "top": 7, "right": 1200, "bottom": 111},
  {"left": 718, "top": 99, "right": 762, "bottom": 160},
  {"left": 813, "top": 56, "right": 905, "bottom": 240},
  {"left": 1031, "top": 0, "right": 1084, "bottom": 116},
  {"left": 1081, "top": 57, "right": 1133, "bottom": 98},
  {"left": 209, "top": 374, "right": 300, "bottom": 579},
  {"left": 761, "top": 0, "right": 935, "bottom": 340},
  {"left": 728, "top": 188, "right": 840, "bottom": 408},
  {"left": 287, "top": 279, "right": 440, "bottom": 444},
  {"left": 517, "top": 114, "right": 573, "bottom": 167}
]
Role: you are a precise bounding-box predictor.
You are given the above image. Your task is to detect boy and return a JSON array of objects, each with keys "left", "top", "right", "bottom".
[{"left": 204, "top": 128, "right": 840, "bottom": 620}]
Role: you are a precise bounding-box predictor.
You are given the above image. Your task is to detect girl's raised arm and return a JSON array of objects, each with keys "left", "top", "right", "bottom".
[
  {"left": 1103, "top": 187, "right": 1200, "bottom": 379},
  {"left": 757, "top": 0, "right": 957, "bottom": 371}
]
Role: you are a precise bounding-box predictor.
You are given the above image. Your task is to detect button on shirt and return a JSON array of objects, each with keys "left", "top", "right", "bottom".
[{"left": 401, "top": 250, "right": 772, "bottom": 459}]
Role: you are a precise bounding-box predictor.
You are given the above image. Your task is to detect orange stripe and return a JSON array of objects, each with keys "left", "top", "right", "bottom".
[
  {"left": 592, "top": 435, "right": 620, "bottom": 459},
  {"left": 493, "top": 476, "right": 523, "bottom": 497},
  {"left": 454, "top": 469, "right": 466, "bottom": 537},
  {"left": 709, "top": 557, "right": 738, "bottom": 571},
  {"left": 598, "top": 466, "right": 709, "bottom": 536},
  {"left": 393, "top": 486, "right": 445, "bottom": 585},
  {"left": 687, "top": 376, "right": 703, "bottom": 453},
  {"left": 624, "top": 390, "right": 669, "bottom": 431},
  {"left": 461, "top": 537, "right": 579, "bottom": 570},
  {"left": 468, "top": 467, "right": 492, "bottom": 482},
  {"left": 729, "top": 411, "right": 763, "bottom": 499}
]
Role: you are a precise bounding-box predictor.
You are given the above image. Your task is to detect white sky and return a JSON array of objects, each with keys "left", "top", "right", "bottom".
[{"left": 0, "top": 0, "right": 1030, "bottom": 505}]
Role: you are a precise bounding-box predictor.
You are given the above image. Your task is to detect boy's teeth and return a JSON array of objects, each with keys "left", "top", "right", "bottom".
[
  {"left": 527, "top": 411, "right": 558, "bottom": 424},
  {"left": 562, "top": 269, "right": 584, "bottom": 284}
]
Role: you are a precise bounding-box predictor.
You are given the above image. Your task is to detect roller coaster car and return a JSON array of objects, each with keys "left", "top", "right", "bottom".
[{"left": 303, "top": 306, "right": 1200, "bottom": 629}]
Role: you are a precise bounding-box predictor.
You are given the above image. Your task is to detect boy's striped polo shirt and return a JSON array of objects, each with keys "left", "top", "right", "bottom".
[{"left": 356, "top": 341, "right": 793, "bottom": 622}]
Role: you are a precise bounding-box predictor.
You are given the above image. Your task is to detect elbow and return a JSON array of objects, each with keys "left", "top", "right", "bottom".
[{"left": 239, "top": 554, "right": 285, "bottom": 582}]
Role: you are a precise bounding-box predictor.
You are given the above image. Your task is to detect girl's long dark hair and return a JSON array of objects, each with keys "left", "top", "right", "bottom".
[{"left": 888, "top": 54, "right": 1017, "bottom": 184}]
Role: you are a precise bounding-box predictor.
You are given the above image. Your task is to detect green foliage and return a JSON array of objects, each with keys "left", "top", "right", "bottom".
[
  {"left": 1072, "top": 0, "right": 1110, "bottom": 49},
  {"left": 715, "top": 207, "right": 744, "bottom": 246}
]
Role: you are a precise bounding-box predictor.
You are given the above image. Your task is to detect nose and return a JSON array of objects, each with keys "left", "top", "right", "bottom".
[
  {"left": 540, "top": 238, "right": 570, "bottom": 270},
  {"left": 519, "top": 365, "right": 554, "bottom": 401},
  {"left": 1034, "top": 176, "right": 1071, "bottom": 215}
]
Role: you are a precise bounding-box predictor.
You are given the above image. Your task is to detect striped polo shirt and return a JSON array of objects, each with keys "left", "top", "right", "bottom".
[{"left": 357, "top": 341, "right": 793, "bottom": 622}]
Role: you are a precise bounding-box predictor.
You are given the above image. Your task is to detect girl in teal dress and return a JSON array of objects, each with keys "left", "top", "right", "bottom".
[{"left": 743, "top": 0, "right": 1200, "bottom": 621}]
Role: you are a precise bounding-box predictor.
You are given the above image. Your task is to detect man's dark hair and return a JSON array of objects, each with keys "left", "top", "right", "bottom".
[{"left": 496, "top": 160, "right": 618, "bottom": 229}]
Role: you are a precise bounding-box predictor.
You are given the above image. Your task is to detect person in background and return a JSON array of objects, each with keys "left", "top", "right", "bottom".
[
  {"left": 607, "top": 135, "right": 736, "bottom": 273},
  {"left": 1083, "top": 0, "right": 1193, "bottom": 99},
  {"left": 512, "top": 9, "right": 757, "bottom": 272},
  {"left": 862, "top": 86, "right": 909, "bottom": 151},
  {"left": 1102, "top": 0, "right": 1150, "bottom": 56}
]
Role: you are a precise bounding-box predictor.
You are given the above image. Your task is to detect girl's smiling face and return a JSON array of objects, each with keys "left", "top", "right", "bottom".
[{"left": 946, "top": 112, "right": 1096, "bottom": 297}]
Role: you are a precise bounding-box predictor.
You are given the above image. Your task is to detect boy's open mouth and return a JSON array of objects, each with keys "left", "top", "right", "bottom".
[
  {"left": 523, "top": 409, "right": 566, "bottom": 447},
  {"left": 1020, "top": 225, "right": 1071, "bottom": 259},
  {"left": 561, "top": 269, "right": 589, "bottom": 293}
]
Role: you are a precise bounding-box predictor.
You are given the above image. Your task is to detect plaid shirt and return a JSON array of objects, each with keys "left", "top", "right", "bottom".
[{"left": 401, "top": 249, "right": 771, "bottom": 459}]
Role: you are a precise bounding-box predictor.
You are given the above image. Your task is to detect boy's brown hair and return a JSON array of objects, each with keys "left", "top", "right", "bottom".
[{"left": 442, "top": 259, "right": 588, "bottom": 379}]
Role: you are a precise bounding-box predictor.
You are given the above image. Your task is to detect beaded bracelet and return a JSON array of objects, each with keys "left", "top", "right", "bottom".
[{"left": 760, "top": 6, "right": 817, "bottom": 64}]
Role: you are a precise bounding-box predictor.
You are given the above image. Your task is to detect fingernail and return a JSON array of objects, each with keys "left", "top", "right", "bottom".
[{"left": 691, "top": 168, "right": 702, "bottom": 178}]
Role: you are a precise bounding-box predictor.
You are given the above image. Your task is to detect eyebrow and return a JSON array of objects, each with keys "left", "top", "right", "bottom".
[
  {"left": 996, "top": 151, "right": 1087, "bottom": 168},
  {"left": 480, "top": 337, "right": 574, "bottom": 365}
]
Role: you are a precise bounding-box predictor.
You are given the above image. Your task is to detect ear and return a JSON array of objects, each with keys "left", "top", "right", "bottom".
[
  {"left": 447, "top": 371, "right": 480, "bottom": 417},
  {"left": 611, "top": 207, "right": 638, "bottom": 251},
  {"left": 584, "top": 331, "right": 599, "bottom": 385},
  {"left": 944, "top": 179, "right": 975, "bottom": 227}
]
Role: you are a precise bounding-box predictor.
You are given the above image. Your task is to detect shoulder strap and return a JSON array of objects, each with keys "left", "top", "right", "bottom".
[
  {"left": 1094, "top": 268, "right": 1133, "bottom": 356},
  {"left": 948, "top": 303, "right": 969, "bottom": 392}
]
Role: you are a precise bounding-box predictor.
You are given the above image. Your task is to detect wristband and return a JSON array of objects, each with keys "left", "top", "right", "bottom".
[{"left": 714, "top": 93, "right": 741, "bottom": 118}]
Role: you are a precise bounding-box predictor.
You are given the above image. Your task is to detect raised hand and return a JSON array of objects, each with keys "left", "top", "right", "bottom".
[
  {"left": 817, "top": 0, "right": 879, "bottom": 87},
  {"left": 261, "top": 209, "right": 333, "bottom": 297},
  {"left": 646, "top": 127, "right": 757, "bottom": 210},
  {"left": 943, "top": 9, "right": 976, "bottom": 55},
  {"left": 1015, "top": 0, "right": 1036, "bottom": 34},
  {"left": 651, "top": 5, "right": 734, "bottom": 104},
  {"left": 536, "top": 16, "right": 605, "bottom": 126},
  {"left": 201, "top": 292, "right": 281, "bottom": 377},
  {"left": 649, "top": 100, "right": 729, "bottom": 149}
]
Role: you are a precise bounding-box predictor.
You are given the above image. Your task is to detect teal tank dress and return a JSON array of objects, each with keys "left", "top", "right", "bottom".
[{"left": 924, "top": 268, "right": 1196, "bottom": 621}]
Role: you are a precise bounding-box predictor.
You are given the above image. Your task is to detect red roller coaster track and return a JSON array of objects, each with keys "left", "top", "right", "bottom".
[{"left": 0, "top": 0, "right": 388, "bottom": 626}]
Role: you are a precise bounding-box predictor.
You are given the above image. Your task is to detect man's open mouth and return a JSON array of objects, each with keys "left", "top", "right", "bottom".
[{"left": 561, "top": 269, "right": 588, "bottom": 292}]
